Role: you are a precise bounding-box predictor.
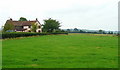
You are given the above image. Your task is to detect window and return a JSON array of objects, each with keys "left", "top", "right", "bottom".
[{"left": 38, "top": 26, "right": 41, "bottom": 28}]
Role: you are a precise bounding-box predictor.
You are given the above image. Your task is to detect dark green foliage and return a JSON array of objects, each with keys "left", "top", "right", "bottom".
[
  {"left": 108, "top": 31, "right": 114, "bottom": 34},
  {"left": 2, "top": 32, "right": 47, "bottom": 39},
  {"left": 79, "top": 30, "right": 84, "bottom": 33},
  {"left": 42, "top": 18, "right": 61, "bottom": 32},
  {"left": 19, "top": 17, "right": 27, "bottom": 21},
  {"left": 3, "top": 21, "right": 14, "bottom": 32},
  {"left": 74, "top": 28, "right": 79, "bottom": 32},
  {"left": 1, "top": 32, "right": 68, "bottom": 39},
  {"left": 99, "top": 29, "right": 103, "bottom": 34},
  {"left": 67, "top": 29, "right": 70, "bottom": 32}
]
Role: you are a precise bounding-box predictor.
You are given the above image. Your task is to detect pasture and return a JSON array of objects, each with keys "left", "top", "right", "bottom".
[{"left": 2, "top": 33, "right": 118, "bottom": 68}]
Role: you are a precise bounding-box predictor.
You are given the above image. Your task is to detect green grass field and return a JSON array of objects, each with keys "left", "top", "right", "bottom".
[{"left": 2, "top": 33, "right": 118, "bottom": 68}]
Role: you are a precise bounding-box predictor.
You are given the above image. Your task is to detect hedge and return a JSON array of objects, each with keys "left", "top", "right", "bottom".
[{"left": 1, "top": 32, "right": 68, "bottom": 39}]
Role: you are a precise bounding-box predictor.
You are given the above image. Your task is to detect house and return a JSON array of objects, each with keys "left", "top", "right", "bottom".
[{"left": 4, "top": 18, "right": 42, "bottom": 32}]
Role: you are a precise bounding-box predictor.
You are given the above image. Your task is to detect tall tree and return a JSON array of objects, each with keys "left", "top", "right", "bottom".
[
  {"left": 99, "top": 29, "right": 103, "bottom": 34},
  {"left": 19, "top": 17, "right": 27, "bottom": 21},
  {"left": 42, "top": 18, "right": 61, "bottom": 32},
  {"left": 74, "top": 28, "right": 79, "bottom": 32},
  {"left": 3, "top": 21, "right": 14, "bottom": 32}
]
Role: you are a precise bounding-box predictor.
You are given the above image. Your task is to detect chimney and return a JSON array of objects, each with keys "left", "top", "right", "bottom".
[
  {"left": 36, "top": 18, "right": 38, "bottom": 21},
  {"left": 10, "top": 18, "right": 12, "bottom": 21}
]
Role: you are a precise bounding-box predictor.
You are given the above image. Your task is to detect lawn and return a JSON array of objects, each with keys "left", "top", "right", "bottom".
[{"left": 2, "top": 33, "right": 118, "bottom": 68}]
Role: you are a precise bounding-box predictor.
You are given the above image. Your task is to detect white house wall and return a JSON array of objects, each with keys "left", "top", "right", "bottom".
[
  {"left": 15, "top": 21, "right": 42, "bottom": 32},
  {"left": 35, "top": 21, "right": 42, "bottom": 32},
  {"left": 23, "top": 26, "right": 29, "bottom": 29},
  {"left": 35, "top": 22, "right": 41, "bottom": 26},
  {"left": 36, "top": 29, "right": 42, "bottom": 32}
]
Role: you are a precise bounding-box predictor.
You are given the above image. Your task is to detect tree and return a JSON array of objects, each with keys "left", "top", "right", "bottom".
[
  {"left": 3, "top": 21, "right": 14, "bottom": 32},
  {"left": 99, "top": 29, "right": 103, "bottom": 34},
  {"left": 109, "top": 31, "right": 113, "bottom": 34},
  {"left": 19, "top": 17, "right": 27, "bottom": 21},
  {"left": 31, "top": 23, "right": 37, "bottom": 32},
  {"left": 67, "top": 29, "right": 71, "bottom": 32},
  {"left": 73, "top": 28, "right": 79, "bottom": 32},
  {"left": 42, "top": 18, "right": 61, "bottom": 32},
  {"left": 79, "top": 30, "right": 84, "bottom": 33},
  {"left": 102, "top": 31, "right": 106, "bottom": 34}
]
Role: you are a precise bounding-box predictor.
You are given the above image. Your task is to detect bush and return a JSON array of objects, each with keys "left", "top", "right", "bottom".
[
  {"left": 1, "top": 32, "right": 68, "bottom": 39},
  {"left": 1, "top": 32, "right": 47, "bottom": 39}
]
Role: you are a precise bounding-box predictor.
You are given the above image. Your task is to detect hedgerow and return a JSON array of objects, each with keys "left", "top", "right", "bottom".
[{"left": 1, "top": 32, "right": 68, "bottom": 39}]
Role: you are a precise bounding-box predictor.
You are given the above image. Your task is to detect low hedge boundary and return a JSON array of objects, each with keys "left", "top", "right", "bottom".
[{"left": 1, "top": 32, "right": 68, "bottom": 39}]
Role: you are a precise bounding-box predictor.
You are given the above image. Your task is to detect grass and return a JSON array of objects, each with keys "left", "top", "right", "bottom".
[{"left": 2, "top": 33, "right": 118, "bottom": 68}]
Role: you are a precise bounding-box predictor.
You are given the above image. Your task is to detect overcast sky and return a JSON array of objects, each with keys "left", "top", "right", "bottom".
[{"left": 0, "top": 0, "right": 119, "bottom": 31}]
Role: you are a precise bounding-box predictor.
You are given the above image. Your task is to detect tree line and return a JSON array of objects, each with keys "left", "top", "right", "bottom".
[
  {"left": 2, "top": 17, "right": 119, "bottom": 35},
  {"left": 66, "top": 28, "right": 116, "bottom": 34}
]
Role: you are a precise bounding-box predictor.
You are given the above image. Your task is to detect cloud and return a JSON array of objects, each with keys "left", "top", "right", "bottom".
[{"left": 0, "top": 0, "right": 119, "bottom": 31}]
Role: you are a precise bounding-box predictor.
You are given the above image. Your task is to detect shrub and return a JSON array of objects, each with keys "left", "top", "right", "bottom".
[{"left": 1, "top": 32, "right": 68, "bottom": 39}]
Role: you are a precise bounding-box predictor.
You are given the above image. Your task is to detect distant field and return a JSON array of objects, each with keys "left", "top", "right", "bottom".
[{"left": 2, "top": 33, "right": 118, "bottom": 68}]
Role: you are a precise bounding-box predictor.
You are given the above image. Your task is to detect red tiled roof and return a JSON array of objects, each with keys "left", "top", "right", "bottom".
[
  {"left": 12, "top": 21, "right": 37, "bottom": 26},
  {"left": 5, "top": 19, "right": 40, "bottom": 26}
]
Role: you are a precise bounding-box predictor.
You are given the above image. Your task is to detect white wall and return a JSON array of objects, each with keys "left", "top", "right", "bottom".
[
  {"left": 35, "top": 21, "right": 42, "bottom": 32},
  {"left": 23, "top": 26, "right": 29, "bottom": 29},
  {"left": 22, "top": 22, "right": 42, "bottom": 32}
]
